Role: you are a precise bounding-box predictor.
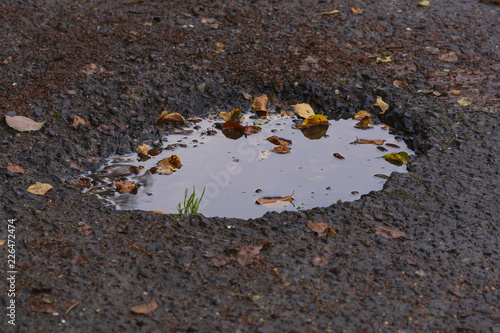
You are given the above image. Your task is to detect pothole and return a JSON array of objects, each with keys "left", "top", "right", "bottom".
[{"left": 81, "top": 103, "right": 413, "bottom": 219}]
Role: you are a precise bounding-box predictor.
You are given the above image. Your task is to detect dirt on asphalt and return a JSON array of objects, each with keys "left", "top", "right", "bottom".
[{"left": 0, "top": 0, "right": 499, "bottom": 332}]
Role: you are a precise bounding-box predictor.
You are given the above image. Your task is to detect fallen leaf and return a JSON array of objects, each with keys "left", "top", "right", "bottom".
[
  {"left": 221, "top": 120, "right": 245, "bottom": 139},
  {"left": 354, "top": 110, "right": 372, "bottom": 120},
  {"left": 252, "top": 94, "right": 268, "bottom": 111},
  {"left": 353, "top": 138, "right": 385, "bottom": 145},
  {"left": 237, "top": 245, "right": 263, "bottom": 266},
  {"left": 1, "top": 56, "right": 12, "bottom": 65},
  {"left": 77, "top": 224, "right": 92, "bottom": 235},
  {"left": 291, "top": 103, "right": 315, "bottom": 118},
  {"left": 0, "top": 240, "right": 5, "bottom": 246},
  {"left": 313, "top": 257, "right": 329, "bottom": 266},
  {"left": 478, "top": 0, "right": 500, "bottom": 3},
  {"left": 136, "top": 143, "right": 150, "bottom": 155},
  {"left": 272, "top": 145, "right": 291, "bottom": 153},
  {"left": 449, "top": 89, "right": 461, "bottom": 95},
  {"left": 115, "top": 181, "right": 138, "bottom": 193},
  {"left": 7, "top": 163, "right": 25, "bottom": 174},
  {"left": 418, "top": 0, "right": 430, "bottom": 6},
  {"left": 307, "top": 221, "right": 336, "bottom": 237},
  {"left": 256, "top": 191, "right": 294, "bottom": 205},
  {"left": 157, "top": 155, "right": 182, "bottom": 174},
  {"left": 439, "top": 52, "right": 458, "bottom": 62},
  {"left": 266, "top": 135, "right": 291, "bottom": 146},
  {"left": 393, "top": 80, "right": 407, "bottom": 89},
  {"left": 81, "top": 63, "right": 105, "bottom": 75},
  {"left": 321, "top": 9, "right": 340, "bottom": 15},
  {"left": 374, "top": 174, "right": 389, "bottom": 179},
  {"left": 242, "top": 91, "right": 252, "bottom": 100},
  {"left": 377, "top": 146, "right": 388, "bottom": 152},
  {"left": 149, "top": 210, "right": 166, "bottom": 214},
  {"left": 27, "top": 182, "right": 53, "bottom": 195},
  {"left": 219, "top": 106, "right": 242, "bottom": 122},
  {"left": 354, "top": 116, "right": 374, "bottom": 129},
  {"left": 382, "top": 151, "right": 409, "bottom": 166},
  {"left": 243, "top": 125, "right": 261, "bottom": 135},
  {"left": 351, "top": 7, "right": 363, "bottom": 14},
  {"left": 252, "top": 295, "right": 264, "bottom": 301},
  {"left": 5, "top": 115, "right": 45, "bottom": 132},
  {"left": 131, "top": 299, "right": 158, "bottom": 314},
  {"left": 302, "top": 114, "right": 328, "bottom": 127},
  {"left": 333, "top": 153, "right": 345, "bottom": 159},
  {"left": 155, "top": 111, "right": 186, "bottom": 124},
  {"left": 376, "top": 56, "right": 392, "bottom": 63},
  {"left": 375, "top": 226, "right": 409, "bottom": 239},
  {"left": 374, "top": 96, "right": 389, "bottom": 114},
  {"left": 385, "top": 143, "right": 400, "bottom": 148},
  {"left": 457, "top": 97, "right": 472, "bottom": 106},
  {"left": 71, "top": 115, "right": 89, "bottom": 128}
]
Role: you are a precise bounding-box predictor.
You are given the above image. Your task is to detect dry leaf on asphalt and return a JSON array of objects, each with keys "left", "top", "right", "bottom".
[
  {"left": 291, "top": 103, "right": 315, "bottom": 118},
  {"left": 7, "top": 163, "right": 25, "bottom": 174},
  {"left": 237, "top": 245, "right": 263, "bottom": 266},
  {"left": 307, "top": 221, "right": 336, "bottom": 237},
  {"left": 321, "top": 10, "right": 340, "bottom": 15},
  {"left": 130, "top": 299, "right": 158, "bottom": 314},
  {"left": 375, "top": 226, "right": 409, "bottom": 239},
  {"left": 313, "top": 257, "right": 329, "bottom": 266},
  {"left": 374, "top": 96, "right": 389, "bottom": 114},
  {"left": 27, "top": 182, "right": 53, "bottom": 195},
  {"left": 5, "top": 115, "right": 45, "bottom": 132}
]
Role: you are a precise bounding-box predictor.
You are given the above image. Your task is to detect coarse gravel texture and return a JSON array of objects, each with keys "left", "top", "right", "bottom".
[{"left": 0, "top": 0, "right": 499, "bottom": 332}]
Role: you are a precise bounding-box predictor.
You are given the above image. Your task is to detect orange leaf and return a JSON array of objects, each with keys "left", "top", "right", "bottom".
[
  {"left": 252, "top": 94, "right": 268, "bottom": 111},
  {"left": 115, "top": 181, "right": 138, "bottom": 193},
  {"left": 353, "top": 138, "right": 385, "bottom": 145},
  {"left": 157, "top": 155, "right": 182, "bottom": 174},
  {"left": 136, "top": 143, "right": 150, "bottom": 155},
  {"left": 243, "top": 125, "right": 261, "bottom": 135},
  {"left": 351, "top": 7, "right": 363, "bottom": 14},
  {"left": 266, "top": 135, "right": 291, "bottom": 146},
  {"left": 272, "top": 145, "right": 291, "bottom": 154},
  {"left": 131, "top": 299, "right": 159, "bottom": 314},
  {"left": 219, "top": 106, "right": 242, "bottom": 122}
]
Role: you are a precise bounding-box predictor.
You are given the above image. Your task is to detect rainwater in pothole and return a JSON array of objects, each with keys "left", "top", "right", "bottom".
[{"left": 82, "top": 111, "right": 413, "bottom": 219}]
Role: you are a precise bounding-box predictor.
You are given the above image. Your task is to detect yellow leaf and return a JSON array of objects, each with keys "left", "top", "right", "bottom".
[
  {"left": 219, "top": 107, "right": 242, "bottom": 122},
  {"left": 27, "top": 182, "right": 53, "bottom": 195},
  {"left": 256, "top": 191, "right": 294, "bottom": 205},
  {"left": 354, "top": 117, "right": 374, "bottom": 128},
  {"left": 252, "top": 94, "right": 268, "bottom": 111},
  {"left": 374, "top": 96, "right": 389, "bottom": 114},
  {"left": 115, "top": 181, "right": 138, "bottom": 193},
  {"left": 157, "top": 155, "right": 182, "bottom": 174},
  {"left": 321, "top": 10, "right": 340, "bottom": 15},
  {"left": 382, "top": 152, "right": 409, "bottom": 166},
  {"left": 136, "top": 143, "right": 150, "bottom": 155},
  {"left": 351, "top": 7, "right": 363, "bottom": 14},
  {"left": 457, "top": 97, "right": 472, "bottom": 106},
  {"left": 291, "top": 103, "right": 315, "bottom": 118},
  {"left": 302, "top": 114, "right": 328, "bottom": 127},
  {"left": 418, "top": 0, "right": 430, "bottom": 6},
  {"left": 353, "top": 110, "right": 372, "bottom": 120},
  {"left": 449, "top": 89, "right": 461, "bottom": 95},
  {"left": 376, "top": 56, "right": 392, "bottom": 63}
]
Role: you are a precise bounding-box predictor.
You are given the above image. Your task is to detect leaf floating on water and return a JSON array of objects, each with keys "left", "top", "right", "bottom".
[
  {"left": 272, "top": 145, "right": 291, "bottom": 154},
  {"left": 221, "top": 120, "right": 245, "bottom": 139},
  {"left": 157, "top": 155, "right": 182, "bottom": 174},
  {"left": 115, "top": 181, "right": 138, "bottom": 193},
  {"left": 307, "top": 221, "right": 336, "bottom": 237},
  {"left": 266, "top": 135, "right": 291, "bottom": 147},
  {"left": 252, "top": 94, "right": 268, "bottom": 111},
  {"left": 377, "top": 146, "right": 388, "bottom": 152},
  {"left": 219, "top": 106, "right": 242, "bottom": 122},
  {"left": 382, "top": 151, "right": 409, "bottom": 166},
  {"left": 333, "top": 153, "right": 345, "bottom": 159},
  {"left": 136, "top": 143, "right": 150, "bottom": 155},
  {"left": 243, "top": 125, "right": 261, "bottom": 135},
  {"left": 385, "top": 143, "right": 400, "bottom": 148},
  {"left": 256, "top": 191, "right": 294, "bottom": 205},
  {"left": 374, "top": 96, "right": 389, "bottom": 114},
  {"left": 27, "top": 182, "right": 53, "bottom": 195},
  {"left": 375, "top": 226, "right": 409, "bottom": 239},
  {"left": 354, "top": 116, "right": 374, "bottom": 129},
  {"left": 353, "top": 138, "right": 385, "bottom": 145},
  {"left": 353, "top": 110, "right": 372, "bottom": 120},
  {"left": 131, "top": 299, "right": 159, "bottom": 314},
  {"left": 374, "top": 174, "right": 389, "bottom": 179},
  {"left": 291, "top": 103, "right": 315, "bottom": 118},
  {"left": 155, "top": 111, "right": 186, "bottom": 124},
  {"left": 5, "top": 115, "right": 45, "bottom": 132}
]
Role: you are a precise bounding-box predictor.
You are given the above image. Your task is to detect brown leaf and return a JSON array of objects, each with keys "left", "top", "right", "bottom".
[
  {"left": 291, "top": 103, "right": 315, "bottom": 118},
  {"left": 5, "top": 115, "right": 45, "bottom": 132},
  {"left": 237, "top": 245, "right": 263, "bottom": 266},
  {"left": 115, "top": 181, "right": 138, "bottom": 193},
  {"left": 353, "top": 110, "right": 372, "bottom": 120},
  {"left": 375, "top": 226, "right": 409, "bottom": 239},
  {"left": 252, "top": 94, "right": 268, "bottom": 111},
  {"left": 157, "top": 155, "right": 182, "bottom": 174},
  {"left": 242, "top": 91, "right": 252, "bottom": 100},
  {"left": 77, "top": 224, "right": 92, "bottom": 235},
  {"left": 155, "top": 112, "right": 186, "bottom": 125},
  {"left": 393, "top": 80, "right": 407, "bottom": 89},
  {"left": 313, "top": 257, "right": 329, "bottom": 266},
  {"left": 266, "top": 135, "right": 291, "bottom": 146},
  {"left": 256, "top": 191, "right": 294, "bottom": 205},
  {"left": 131, "top": 299, "right": 159, "bottom": 314},
  {"left": 374, "top": 96, "right": 389, "bottom": 114},
  {"left": 353, "top": 138, "right": 385, "bottom": 145},
  {"left": 81, "top": 63, "right": 105, "bottom": 75},
  {"left": 1, "top": 56, "right": 12, "bottom": 65},
  {"left": 272, "top": 145, "right": 291, "bottom": 154},
  {"left": 307, "top": 221, "right": 336, "bottom": 237},
  {"left": 72, "top": 115, "right": 89, "bottom": 129},
  {"left": 7, "top": 163, "right": 25, "bottom": 174},
  {"left": 243, "top": 125, "right": 261, "bottom": 135},
  {"left": 149, "top": 210, "right": 166, "bottom": 214},
  {"left": 333, "top": 153, "right": 345, "bottom": 160},
  {"left": 27, "top": 182, "right": 53, "bottom": 195},
  {"left": 439, "top": 52, "right": 458, "bottom": 62},
  {"left": 136, "top": 143, "right": 150, "bottom": 155}
]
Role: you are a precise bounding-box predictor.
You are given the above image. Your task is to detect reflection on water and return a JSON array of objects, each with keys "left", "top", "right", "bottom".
[{"left": 83, "top": 112, "right": 413, "bottom": 219}]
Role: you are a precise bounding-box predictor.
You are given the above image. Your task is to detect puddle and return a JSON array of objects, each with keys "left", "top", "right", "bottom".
[{"left": 82, "top": 111, "right": 413, "bottom": 219}]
